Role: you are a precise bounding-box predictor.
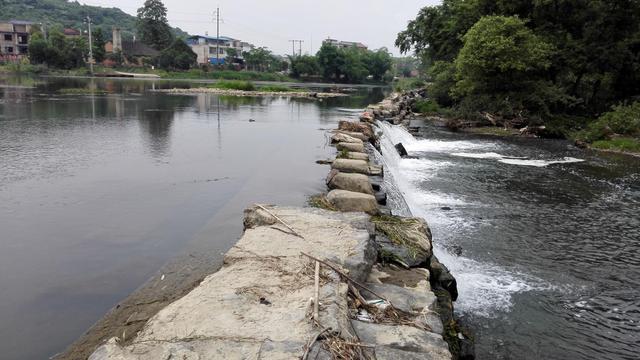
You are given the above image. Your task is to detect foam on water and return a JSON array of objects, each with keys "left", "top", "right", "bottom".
[
  {"left": 498, "top": 157, "right": 585, "bottom": 167},
  {"left": 434, "top": 247, "right": 537, "bottom": 317},
  {"left": 452, "top": 152, "right": 585, "bottom": 167},
  {"left": 376, "top": 121, "right": 542, "bottom": 317},
  {"left": 452, "top": 152, "right": 526, "bottom": 160}
]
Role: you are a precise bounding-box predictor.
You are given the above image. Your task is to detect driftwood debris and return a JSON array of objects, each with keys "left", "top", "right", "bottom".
[
  {"left": 256, "top": 204, "right": 305, "bottom": 239},
  {"left": 300, "top": 252, "right": 391, "bottom": 305}
]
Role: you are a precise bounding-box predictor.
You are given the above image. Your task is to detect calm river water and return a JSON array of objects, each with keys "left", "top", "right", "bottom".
[
  {"left": 375, "top": 121, "right": 640, "bottom": 360},
  {"left": 0, "top": 76, "right": 385, "bottom": 360}
]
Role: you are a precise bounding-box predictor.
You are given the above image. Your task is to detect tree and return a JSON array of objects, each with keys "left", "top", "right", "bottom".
[
  {"left": 243, "top": 47, "right": 280, "bottom": 72},
  {"left": 316, "top": 43, "right": 344, "bottom": 81},
  {"left": 157, "top": 39, "right": 197, "bottom": 70},
  {"left": 28, "top": 27, "right": 87, "bottom": 69},
  {"left": 28, "top": 32, "right": 49, "bottom": 65},
  {"left": 364, "top": 48, "right": 392, "bottom": 81},
  {"left": 290, "top": 55, "right": 320, "bottom": 78},
  {"left": 453, "top": 16, "right": 556, "bottom": 120},
  {"left": 137, "top": 0, "right": 173, "bottom": 50},
  {"left": 92, "top": 28, "right": 106, "bottom": 62}
]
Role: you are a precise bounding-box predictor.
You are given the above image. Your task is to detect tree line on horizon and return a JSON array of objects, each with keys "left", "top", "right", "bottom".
[{"left": 289, "top": 45, "right": 393, "bottom": 84}]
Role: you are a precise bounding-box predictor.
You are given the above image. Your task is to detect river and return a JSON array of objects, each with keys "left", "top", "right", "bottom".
[
  {"left": 374, "top": 120, "right": 640, "bottom": 360},
  {"left": 0, "top": 76, "right": 385, "bottom": 360}
]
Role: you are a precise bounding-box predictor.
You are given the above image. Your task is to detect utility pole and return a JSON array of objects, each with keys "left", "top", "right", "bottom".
[
  {"left": 84, "top": 16, "right": 94, "bottom": 75},
  {"left": 213, "top": 8, "right": 221, "bottom": 66},
  {"left": 289, "top": 40, "right": 296, "bottom": 57},
  {"left": 289, "top": 40, "right": 304, "bottom": 57}
]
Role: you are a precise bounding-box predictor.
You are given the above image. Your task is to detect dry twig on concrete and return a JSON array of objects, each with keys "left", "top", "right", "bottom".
[
  {"left": 300, "top": 252, "right": 391, "bottom": 304},
  {"left": 302, "top": 327, "right": 332, "bottom": 360},
  {"left": 256, "top": 204, "right": 304, "bottom": 239}
]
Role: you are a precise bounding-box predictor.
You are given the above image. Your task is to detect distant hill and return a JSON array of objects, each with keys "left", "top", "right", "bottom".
[{"left": 0, "top": 0, "right": 189, "bottom": 41}]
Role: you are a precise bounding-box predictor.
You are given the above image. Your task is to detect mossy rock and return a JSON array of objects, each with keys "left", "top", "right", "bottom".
[{"left": 372, "top": 215, "right": 433, "bottom": 267}]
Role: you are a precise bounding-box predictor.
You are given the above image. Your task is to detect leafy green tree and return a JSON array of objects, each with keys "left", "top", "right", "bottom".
[
  {"left": 157, "top": 39, "right": 197, "bottom": 70},
  {"left": 316, "top": 43, "right": 344, "bottom": 81},
  {"left": 453, "top": 16, "right": 556, "bottom": 120},
  {"left": 92, "top": 28, "right": 106, "bottom": 63},
  {"left": 339, "top": 47, "right": 368, "bottom": 83},
  {"left": 364, "top": 48, "right": 392, "bottom": 81},
  {"left": 28, "top": 32, "right": 49, "bottom": 65},
  {"left": 137, "top": 0, "right": 173, "bottom": 50},
  {"left": 290, "top": 55, "right": 320, "bottom": 77},
  {"left": 243, "top": 47, "right": 281, "bottom": 72}
]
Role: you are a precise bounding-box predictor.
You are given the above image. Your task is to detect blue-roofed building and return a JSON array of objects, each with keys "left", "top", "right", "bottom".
[{"left": 187, "top": 35, "right": 254, "bottom": 65}]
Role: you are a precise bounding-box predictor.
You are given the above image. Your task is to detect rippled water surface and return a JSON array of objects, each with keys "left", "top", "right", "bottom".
[
  {"left": 374, "top": 121, "right": 640, "bottom": 359},
  {"left": 0, "top": 76, "right": 385, "bottom": 360}
]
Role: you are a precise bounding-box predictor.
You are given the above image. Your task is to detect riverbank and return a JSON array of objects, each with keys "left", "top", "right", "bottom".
[{"left": 72, "top": 91, "right": 469, "bottom": 359}]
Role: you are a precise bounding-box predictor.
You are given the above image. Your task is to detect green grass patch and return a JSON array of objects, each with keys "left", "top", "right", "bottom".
[
  {"left": 591, "top": 137, "right": 640, "bottom": 153},
  {"left": 371, "top": 214, "right": 427, "bottom": 260},
  {"left": 162, "top": 69, "right": 294, "bottom": 82},
  {"left": 307, "top": 195, "right": 337, "bottom": 211},
  {"left": 208, "top": 80, "right": 256, "bottom": 91},
  {"left": 336, "top": 149, "right": 350, "bottom": 159}
]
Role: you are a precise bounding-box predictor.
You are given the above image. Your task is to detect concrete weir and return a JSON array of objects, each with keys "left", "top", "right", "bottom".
[{"left": 88, "top": 96, "right": 457, "bottom": 360}]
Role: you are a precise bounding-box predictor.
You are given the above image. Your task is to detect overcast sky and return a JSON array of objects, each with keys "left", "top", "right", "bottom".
[{"left": 80, "top": 0, "right": 440, "bottom": 56}]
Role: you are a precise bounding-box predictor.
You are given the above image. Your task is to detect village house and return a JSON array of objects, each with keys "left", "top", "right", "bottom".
[
  {"left": 323, "top": 38, "right": 368, "bottom": 50},
  {"left": 186, "top": 35, "right": 254, "bottom": 65},
  {"left": 104, "top": 27, "right": 159, "bottom": 66},
  {"left": 0, "top": 20, "right": 33, "bottom": 61},
  {"left": 63, "top": 28, "right": 81, "bottom": 38}
]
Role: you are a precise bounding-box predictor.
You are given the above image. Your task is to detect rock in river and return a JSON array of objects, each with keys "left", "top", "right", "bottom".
[
  {"left": 327, "top": 170, "right": 375, "bottom": 195},
  {"left": 336, "top": 142, "right": 365, "bottom": 153},
  {"left": 327, "top": 190, "right": 378, "bottom": 215}
]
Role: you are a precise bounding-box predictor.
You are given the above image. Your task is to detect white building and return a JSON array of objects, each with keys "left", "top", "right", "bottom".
[
  {"left": 187, "top": 35, "right": 255, "bottom": 65},
  {"left": 323, "top": 38, "right": 368, "bottom": 50}
]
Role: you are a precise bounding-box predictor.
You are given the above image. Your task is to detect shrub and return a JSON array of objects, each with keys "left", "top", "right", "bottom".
[
  {"left": 577, "top": 102, "right": 640, "bottom": 142},
  {"left": 210, "top": 80, "right": 256, "bottom": 91},
  {"left": 412, "top": 99, "right": 440, "bottom": 114}
]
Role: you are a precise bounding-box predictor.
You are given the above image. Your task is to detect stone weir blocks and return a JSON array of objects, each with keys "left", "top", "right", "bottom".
[{"left": 89, "top": 206, "right": 451, "bottom": 360}]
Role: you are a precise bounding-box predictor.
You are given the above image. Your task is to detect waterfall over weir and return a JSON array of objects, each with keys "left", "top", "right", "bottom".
[{"left": 372, "top": 121, "right": 543, "bottom": 317}]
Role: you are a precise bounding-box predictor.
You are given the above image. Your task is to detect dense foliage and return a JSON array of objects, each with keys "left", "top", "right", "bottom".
[
  {"left": 397, "top": 0, "right": 640, "bottom": 133},
  {"left": 28, "top": 27, "right": 87, "bottom": 69},
  {"left": 136, "top": 0, "right": 173, "bottom": 50},
  {"left": 289, "top": 44, "right": 392, "bottom": 84},
  {"left": 0, "top": 0, "right": 188, "bottom": 42},
  {"left": 242, "top": 47, "right": 288, "bottom": 72},
  {"left": 157, "top": 39, "right": 196, "bottom": 70},
  {"left": 577, "top": 102, "right": 640, "bottom": 142}
]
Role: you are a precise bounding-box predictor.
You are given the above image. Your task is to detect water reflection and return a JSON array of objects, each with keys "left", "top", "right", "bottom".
[{"left": 0, "top": 75, "right": 388, "bottom": 360}]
